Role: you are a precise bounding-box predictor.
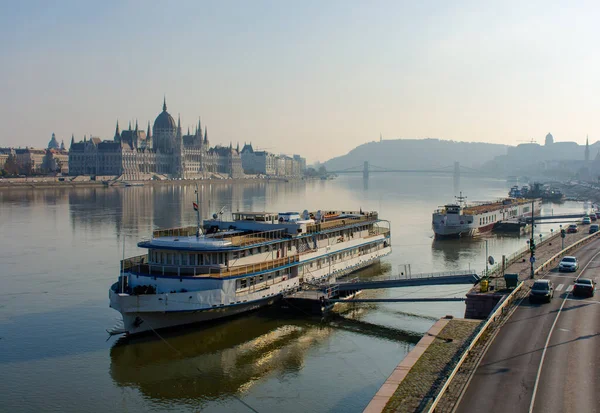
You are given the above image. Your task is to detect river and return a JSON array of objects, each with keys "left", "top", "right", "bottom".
[{"left": 0, "top": 174, "right": 586, "bottom": 412}]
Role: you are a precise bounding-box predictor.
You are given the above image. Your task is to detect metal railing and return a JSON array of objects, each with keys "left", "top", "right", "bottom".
[
  {"left": 385, "top": 269, "right": 478, "bottom": 281},
  {"left": 229, "top": 228, "right": 287, "bottom": 246},
  {"left": 365, "top": 227, "right": 391, "bottom": 238},
  {"left": 305, "top": 213, "right": 378, "bottom": 234},
  {"left": 152, "top": 226, "right": 197, "bottom": 238},
  {"left": 121, "top": 254, "right": 300, "bottom": 278}
]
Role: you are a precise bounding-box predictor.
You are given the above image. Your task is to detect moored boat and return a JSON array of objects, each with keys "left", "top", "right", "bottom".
[
  {"left": 432, "top": 193, "right": 541, "bottom": 238},
  {"left": 109, "top": 204, "right": 391, "bottom": 336}
]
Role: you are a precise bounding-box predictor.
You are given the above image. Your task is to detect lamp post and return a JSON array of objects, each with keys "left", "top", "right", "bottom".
[
  {"left": 485, "top": 239, "right": 489, "bottom": 278},
  {"left": 529, "top": 200, "right": 536, "bottom": 279},
  {"left": 560, "top": 224, "right": 565, "bottom": 250}
]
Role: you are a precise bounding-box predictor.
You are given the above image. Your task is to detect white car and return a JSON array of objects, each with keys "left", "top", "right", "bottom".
[{"left": 559, "top": 256, "right": 578, "bottom": 272}]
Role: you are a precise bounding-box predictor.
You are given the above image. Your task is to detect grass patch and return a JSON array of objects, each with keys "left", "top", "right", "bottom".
[{"left": 383, "top": 319, "right": 481, "bottom": 413}]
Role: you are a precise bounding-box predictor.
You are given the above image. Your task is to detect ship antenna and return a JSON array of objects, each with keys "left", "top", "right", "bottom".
[{"left": 195, "top": 183, "right": 203, "bottom": 237}]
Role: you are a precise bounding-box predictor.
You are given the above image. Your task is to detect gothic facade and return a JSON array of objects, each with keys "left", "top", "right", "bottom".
[{"left": 68, "top": 99, "right": 243, "bottom": 179}]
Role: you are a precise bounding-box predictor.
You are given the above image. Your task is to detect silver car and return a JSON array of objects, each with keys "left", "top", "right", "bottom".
[{"left": 559, "top": 256, "right": 578, "bottom": 272}]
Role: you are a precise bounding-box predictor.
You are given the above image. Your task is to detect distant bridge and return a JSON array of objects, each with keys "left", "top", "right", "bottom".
[{"left": 329, "top": 161, "right": 485, "bottom": 180}]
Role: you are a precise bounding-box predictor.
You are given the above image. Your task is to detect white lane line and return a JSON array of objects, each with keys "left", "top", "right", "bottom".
[
  {"left": 566, "top": 285, "right": 574, "bottom": 292},
  {"left": 555, "top": 284, "right": 564, "bottom": 291},
  {"left": 565, "top": 298, "right": 600, "bottom": 305},
  {"left": 529, "top": 248, "right": 600, "bottom": 413}
]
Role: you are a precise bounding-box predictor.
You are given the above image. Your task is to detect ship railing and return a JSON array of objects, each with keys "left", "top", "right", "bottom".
[
  {"left": 123, "top": 254, "right": 300, "bottom": 278},
  {"left": 305, "top": 214, "right": 378, "bottom": 234},
  {"left": 365, "top": 227, "right": 390, "bottom": 238},
  {"left": 152, "top": 226, "right": 197, "bottom": 239},
  {"left": 229, "top": 228, "right": 288, "bottom": 247}
]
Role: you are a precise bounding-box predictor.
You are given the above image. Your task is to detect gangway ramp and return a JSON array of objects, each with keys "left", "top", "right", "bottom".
[{"left": 332, "top": 270, "right": 480, "bottom": 293}]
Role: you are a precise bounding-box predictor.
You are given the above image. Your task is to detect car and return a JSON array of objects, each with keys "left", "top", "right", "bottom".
[
  {"left": 591, "top": 214, "right": 597, "bottom": 221},
  {"left": 529, "top": 280, "right": 554, "bottom": 303},
  {"left": 559, "top": 256, "right": 579, "bottom": 272},
  {"left": 567, "top": 224, "right": 578, "bottom": 233},
  {"left": 590, "top": 224, "right": 599, "bottom": 234},
  {"left": 596, "top": 212, "right": 600, "bottom": 219},
  {"left": 573, "top": 278, "right": 595, "bottom": 297},
  {"left": 582, "top": 216, "right": 591, "bottom": 225}
]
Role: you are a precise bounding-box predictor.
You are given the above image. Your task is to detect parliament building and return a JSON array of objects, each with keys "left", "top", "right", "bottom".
[{"left": 68, "top": 99, "right": 243, "bottom": 180}]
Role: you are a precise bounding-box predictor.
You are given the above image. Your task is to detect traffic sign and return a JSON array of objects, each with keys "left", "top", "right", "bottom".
[{"left": 530, "top": 256, "right": 536, "bottom": 263}]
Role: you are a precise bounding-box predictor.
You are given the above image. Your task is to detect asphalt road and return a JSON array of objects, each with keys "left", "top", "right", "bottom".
[{"left": 455, "top": 237, "right": 600, "bottom": 413}]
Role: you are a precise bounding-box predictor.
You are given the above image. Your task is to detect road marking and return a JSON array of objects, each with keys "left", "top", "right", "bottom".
[
  {"left": 529, "top": 248, "right": 600, "bottom": 413},
  {"left": 566, "top": 285, "right": 574, "bottom": 292},
  {"left": 555, "top": 284, "right": 564, "bottom": 291},
  {"left": 551, "top": 274, "right": 578, "bottom": 279},
  {"left": 565, "top": 298, "right": 600, "bottom": 305}
]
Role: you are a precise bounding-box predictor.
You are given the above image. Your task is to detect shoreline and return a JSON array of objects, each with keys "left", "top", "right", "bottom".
[{"left": 0, "top": 176, "right": 309, "bottom": 190}]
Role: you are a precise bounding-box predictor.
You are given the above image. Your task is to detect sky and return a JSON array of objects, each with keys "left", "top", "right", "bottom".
[{"left": 1, "top": 0, "right": 600, "bottom": 163}]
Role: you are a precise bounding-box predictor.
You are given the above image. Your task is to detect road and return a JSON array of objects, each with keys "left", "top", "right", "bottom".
[{"left": 455, "top": 237, "right": 600, "bottom": 413}]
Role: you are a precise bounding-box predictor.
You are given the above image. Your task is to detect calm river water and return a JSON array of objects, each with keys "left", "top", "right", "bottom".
[{"left": 0, "top": 174, "right": 584, "bottom": 412}]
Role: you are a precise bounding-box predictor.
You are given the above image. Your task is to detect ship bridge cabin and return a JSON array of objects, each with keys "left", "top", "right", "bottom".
[{"left": 438, "top": 204, "right": 461, "bottom": 215}]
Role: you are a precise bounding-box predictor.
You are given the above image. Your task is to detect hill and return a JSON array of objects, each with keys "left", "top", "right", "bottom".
[{"left": 324, "top": 139, "right": 507, "bottom": 171}]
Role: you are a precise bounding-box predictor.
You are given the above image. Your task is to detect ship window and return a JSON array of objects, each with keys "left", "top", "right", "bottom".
[
  {"left": 182, "top": 254, "right": 188, "bottom": 265},
  {"left": 267, "top": 273, "right": 272, "bottom": 280},
  {"left": 233, "top": 251, "right": 239, "bottom": 259},
  {"left": 167, "top": 253, "right": 173, "bottom": 265},
  {"left": 240, "top": 279, "right": 247, "bottom": 289},
  {"left": 259, "top": 275, "right": 264, "bottom": 282},
  {"left": 249, "top": 277, "right": 255, "bottom": 286}
]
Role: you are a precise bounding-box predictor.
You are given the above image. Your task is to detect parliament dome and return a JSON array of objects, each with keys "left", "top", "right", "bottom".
[{"left": 153, "top": 98, "right": 176, "bottom": 131}]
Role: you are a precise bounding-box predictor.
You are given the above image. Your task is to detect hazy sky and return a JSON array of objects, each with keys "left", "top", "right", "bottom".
[{"left": 1, "top": 0, "right": 599, "bottom": 162}]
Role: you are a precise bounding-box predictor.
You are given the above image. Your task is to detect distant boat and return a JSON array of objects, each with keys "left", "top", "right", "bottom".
[
  {"left": 124, "top": 182, "right": 144, "bottom": 187},
  {"left": 509, "top": 183, "right": 563, "bottom": 202}
]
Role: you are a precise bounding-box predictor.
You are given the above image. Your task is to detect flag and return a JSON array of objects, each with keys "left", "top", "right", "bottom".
[{"left": 193, "top": 202, "right": 198, "bottom": 211}]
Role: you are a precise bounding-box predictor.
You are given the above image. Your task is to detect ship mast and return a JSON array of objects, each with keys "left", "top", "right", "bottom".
[{"left": 455, "top": 192, "right": 467, "bottom": 206}]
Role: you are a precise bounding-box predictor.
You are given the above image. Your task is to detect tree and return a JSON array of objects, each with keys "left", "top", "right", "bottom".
[
  {"left": 4, "top": 154, "right": 18, "bottom": 176},
  {"left": 318, "top": 165, "right": 327, "bottom": 176}
]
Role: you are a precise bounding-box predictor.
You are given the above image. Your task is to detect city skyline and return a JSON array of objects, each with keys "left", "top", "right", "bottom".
[{"left": 2, "top": 1, "right": 600, "bottom": 162}]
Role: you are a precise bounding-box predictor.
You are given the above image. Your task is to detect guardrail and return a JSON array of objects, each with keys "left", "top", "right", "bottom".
[{"left": 426, "top": 229, "right": 600, "bottom": 412}]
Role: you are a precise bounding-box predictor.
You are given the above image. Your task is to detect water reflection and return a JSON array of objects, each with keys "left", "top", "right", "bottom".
[{"left": 109, "top": 308, "right": 417, "bottom": 404}]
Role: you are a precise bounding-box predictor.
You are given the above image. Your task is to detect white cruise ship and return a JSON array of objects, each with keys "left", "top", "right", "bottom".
[
  {"left": 432, "top": 194, "right": 541, "bottom": 238},
  {"left": 109, "top": 209, "right": 391, "bottom": 335}
]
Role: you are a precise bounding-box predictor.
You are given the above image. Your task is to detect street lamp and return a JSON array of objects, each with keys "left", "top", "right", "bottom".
[{"left": 529, "top": 201, "right": 536, "bottom": 279}]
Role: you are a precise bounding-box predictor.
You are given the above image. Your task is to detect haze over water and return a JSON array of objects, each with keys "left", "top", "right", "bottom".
[{"left": 0, "top": 174, "right": 583, "bottom": 412}]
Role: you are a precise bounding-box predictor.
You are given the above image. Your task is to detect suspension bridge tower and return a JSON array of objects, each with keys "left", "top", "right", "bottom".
[
  {"left": 453, "top": 161, "right": 460, "bottom": 189},
  {"left": 363, "top": 161, "right": 369, "bottom": 180}
]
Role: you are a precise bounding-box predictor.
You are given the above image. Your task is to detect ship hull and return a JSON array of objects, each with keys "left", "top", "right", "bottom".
[{"left": 118, "top": 296, "right": 279, "bottom": 336}]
